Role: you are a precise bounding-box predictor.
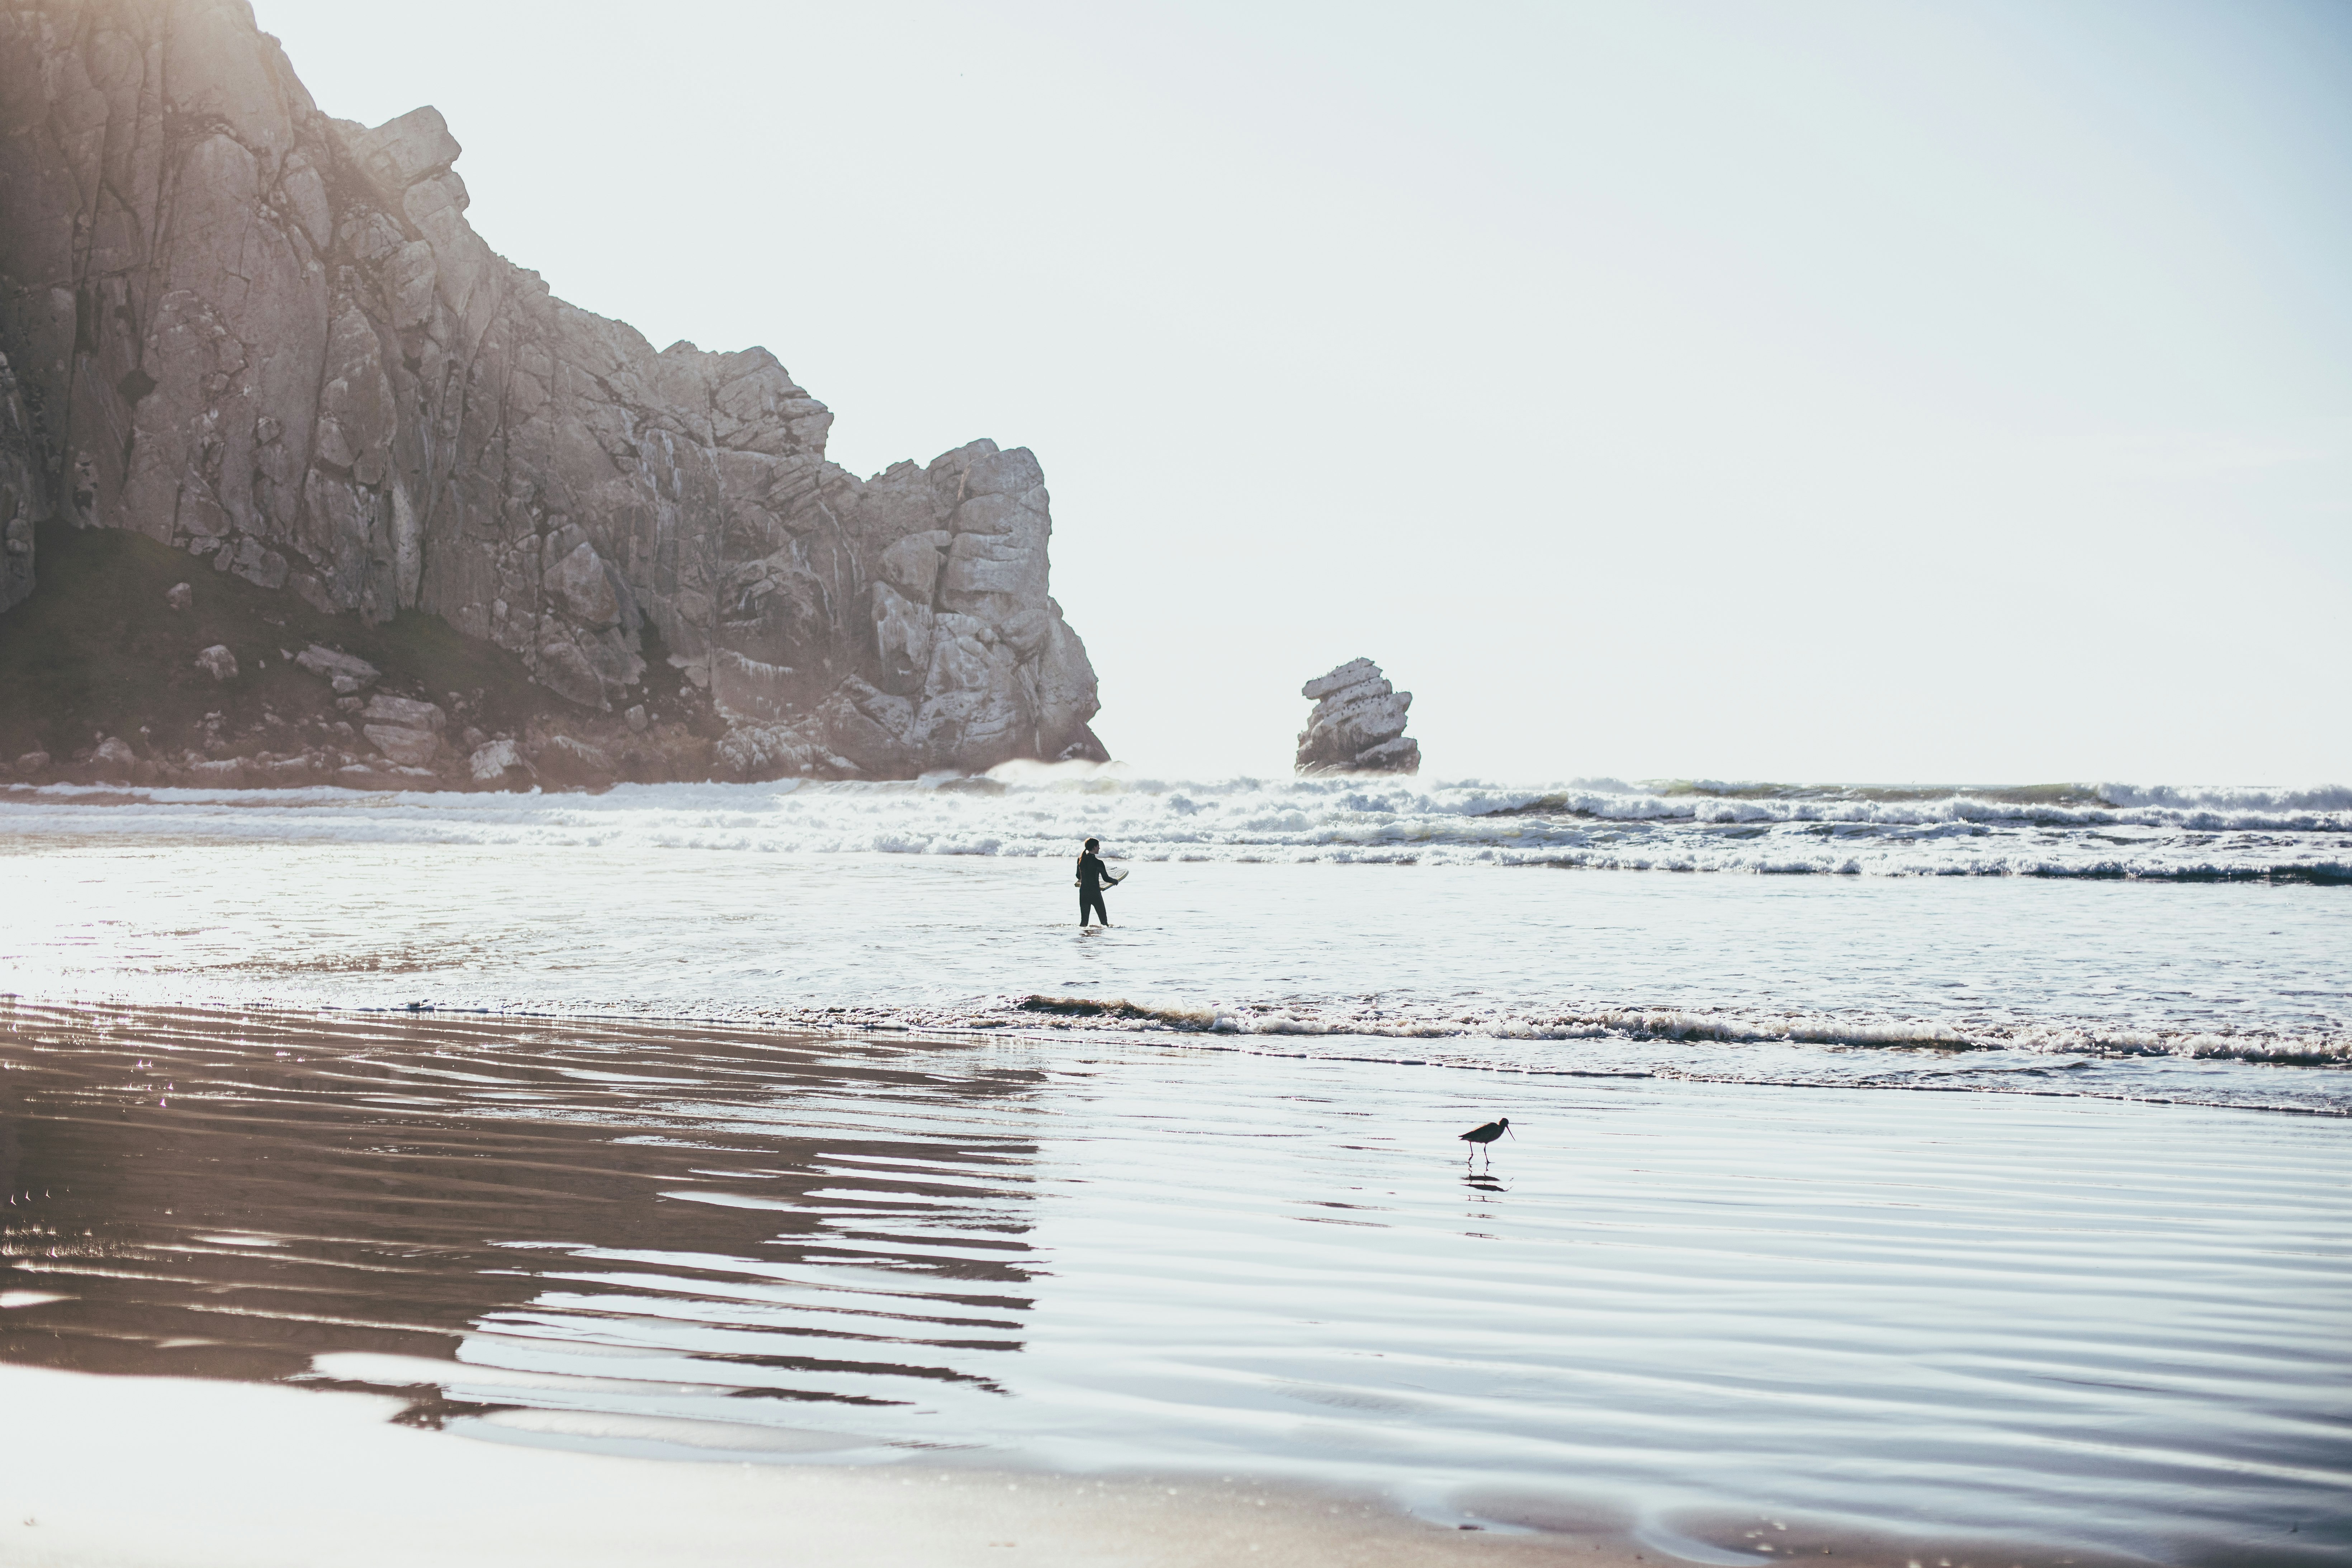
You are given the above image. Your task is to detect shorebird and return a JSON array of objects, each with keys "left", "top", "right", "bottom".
[{"left": 1459, "top": 1118, "right": 1513, "bottom": 1165}]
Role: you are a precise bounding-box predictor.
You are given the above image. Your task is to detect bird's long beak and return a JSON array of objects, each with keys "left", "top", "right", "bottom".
[{"left": 1505, "top": 1124, "right": 1516, "bottom": 1138}]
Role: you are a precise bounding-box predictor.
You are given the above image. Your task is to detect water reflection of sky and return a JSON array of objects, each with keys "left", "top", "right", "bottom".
[{"left": 4, "top": 1001, "right": 2347, "bottom": 1563}]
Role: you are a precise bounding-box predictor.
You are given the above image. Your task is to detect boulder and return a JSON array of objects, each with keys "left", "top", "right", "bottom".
[
  {"left": 360, "top": 694, "right": 445, "bottom": 731},
  {"left": 468, "top": 738, "right": 526, "bottom": 782},
  {"left": 91, "top": 736, "right": 138, "bottom": 781},
  {"left": 15, "top": 750, "right": 49, "bottom": 776},
  {"left": 1296, "top": 658, "right": 1420, "bottom": 775},
  {"left": 295, "top": 645, "right": 380, "bottom": 693},
  {"left": 166, "top": 582, "right": 193, "bottom": 611},
  {"left": 364, "top": 724, "right": 441, "bottom": 767},
  {"left": 185, "top": 759, "right": 246, "bottom": 787},
  {"left": 195, "top": 645, "right": 239, "bottom": 682}
]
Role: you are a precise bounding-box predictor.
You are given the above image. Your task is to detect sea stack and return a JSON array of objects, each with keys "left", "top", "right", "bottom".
[{"left": 1295, "top": 658, "right": 1419, "bottom": 775}]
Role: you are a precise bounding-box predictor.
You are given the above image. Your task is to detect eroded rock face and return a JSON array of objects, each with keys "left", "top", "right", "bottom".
[
  {"left": 0, "top": 353, "right": 39, "bottom": 613},
  {"left": 0, "top": 0, "right": 1104, "bottom": 778},
  {"left": 1296, "top": 658, "right": 1419, "bottom": 775}
]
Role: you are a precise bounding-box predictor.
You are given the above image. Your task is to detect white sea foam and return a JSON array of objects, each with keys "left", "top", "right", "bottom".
[
  {"left": 803, "top": 993, "right": 2352, "bottom": 1070},
  {"left": 4, "top": 780, "right": 2345, "bottom": 1113},
  {"left": 4, "top": 770, "right": 2346, "bottom": 879},
  {"left": 2094, "top": 781, "right": 2352, "bottom": 813}
]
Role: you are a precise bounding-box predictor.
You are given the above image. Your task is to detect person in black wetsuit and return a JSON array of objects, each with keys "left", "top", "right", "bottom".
[{"left": 1076, "top": 837, "right": 1112, "bottom": 928}]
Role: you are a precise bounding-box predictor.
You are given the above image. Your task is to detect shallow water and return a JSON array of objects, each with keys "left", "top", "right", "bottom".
[
  {"left": 3, "top": 786, "right": 2347, "bottom": 1111},
  {"left": 2, "top": 1001, "right": 2344, "bottom": 1566}
]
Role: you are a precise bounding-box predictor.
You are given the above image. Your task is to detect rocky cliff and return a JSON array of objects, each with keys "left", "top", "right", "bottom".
[
  {"left": 0, "top": 0, "right": 1104, "bottom": 784},
  {"left": 1296, "top": 658, "right": 1418, "bottom": 774},
  {"left": 0, "top": 351, "right": 39, "bottom": 613}
]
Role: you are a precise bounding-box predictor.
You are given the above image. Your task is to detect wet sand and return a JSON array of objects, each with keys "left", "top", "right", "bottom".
[
  {"left": 0, "top": 1362, "right": 2163, "bottom": 1568},
  {"left": 0, "top": 1362, "right": 1623, "bottom": 1568},
  {"left": 3, "top": 1001, "right": 2345, "bottom": 1566}
]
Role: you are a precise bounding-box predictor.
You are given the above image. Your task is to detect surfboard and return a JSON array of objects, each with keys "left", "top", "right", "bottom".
[{"left": 1106, "top": 866, "right": 1130, "bottom": 885}]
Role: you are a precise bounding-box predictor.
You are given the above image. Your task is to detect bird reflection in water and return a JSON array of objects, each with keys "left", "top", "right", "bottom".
[{"left": 1457, "top": 1118, "right": 1514, "bottom": 1205}]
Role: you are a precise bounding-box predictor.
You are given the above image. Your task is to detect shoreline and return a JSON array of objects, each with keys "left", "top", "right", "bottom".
[{"left": 2, "top": 990, "right": 2342, "bottom": 1120}]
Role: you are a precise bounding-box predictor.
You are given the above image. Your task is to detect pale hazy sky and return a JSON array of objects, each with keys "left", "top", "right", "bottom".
[{"left": 258, "top": 0, "right": 2351, "bottom": 785}]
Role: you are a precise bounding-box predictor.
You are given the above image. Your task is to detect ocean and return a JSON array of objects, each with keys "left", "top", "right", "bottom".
[
  {"left": 4, "top": 770, "right": 2347, "bottom": 1109},
  {"left": 3, "top": 770, "right": 2347, "bottom": 1565}
]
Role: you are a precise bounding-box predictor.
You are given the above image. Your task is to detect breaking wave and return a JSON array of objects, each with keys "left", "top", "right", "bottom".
[
  {"left": 774, "top": 992, "right": 2352, "bottom": 1073},
  {"left": 2093, "top": 782, "right": 2352, "bottom": 814},
  {"left": 5, "top": 768, "right": 2347, "bottom": 880}
]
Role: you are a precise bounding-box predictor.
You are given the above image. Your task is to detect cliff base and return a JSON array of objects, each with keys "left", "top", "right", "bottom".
[{"left": 0, "top": 518, "right": 731, "bottom": 790}]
